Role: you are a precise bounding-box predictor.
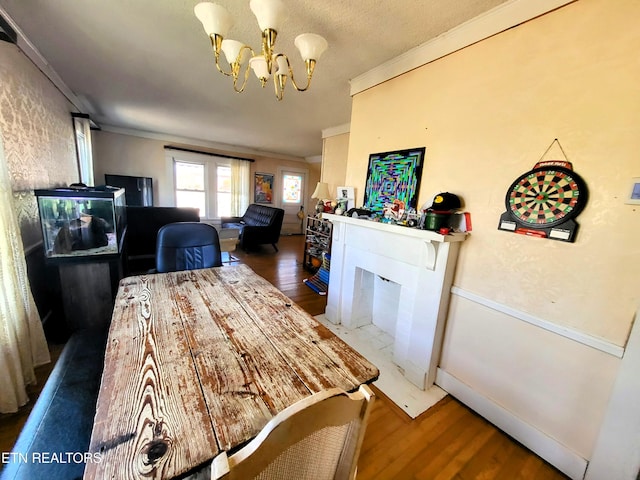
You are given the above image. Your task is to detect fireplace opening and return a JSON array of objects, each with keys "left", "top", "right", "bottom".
[
  {"left": 324, "top": 214, "right": 466, "bottom": 390},
  {"left": 351, "top": 268, "right": 401, "bottom": 338}
]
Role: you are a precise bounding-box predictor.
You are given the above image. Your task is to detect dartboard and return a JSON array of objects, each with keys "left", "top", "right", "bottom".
[
  {"left": 498, "top": 161, "right": 588, "bottom": 242},
  {"left": 506, "top": 166, "right": 587, "bottom": 227}
]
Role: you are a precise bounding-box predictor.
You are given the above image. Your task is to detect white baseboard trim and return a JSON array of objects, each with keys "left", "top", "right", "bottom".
[
  {"left": 436, "top": 368, "right": 587, "bottom": 480},
  {"left": 450, "top": 287, "right": 624, "bottom": 358}
]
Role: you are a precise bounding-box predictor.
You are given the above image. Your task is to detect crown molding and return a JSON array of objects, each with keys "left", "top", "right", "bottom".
[
  {"left": 322, "top": 123, "right": 350, "bottom": 139},
  {"left": 350, "top": 0, "right": 576, "bottom": 96},
  {"left": 0, "top": 6, "right": 91, "bottom": 113}
]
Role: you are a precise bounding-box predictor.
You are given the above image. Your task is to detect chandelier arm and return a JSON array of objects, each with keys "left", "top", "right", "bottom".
[
  {"left": 272, "top": 53, "right": 311, "bottom": 94},
  {"left": 231, "top": 45, "right": 255, "bottom": 93},
  {"left": 209, "top": 34, "right": 234, "bottom": 77},
  {"left": 272, "top": 53, "right": 289, "bottom": 100},
  {"left": 289, "top": 59, "right": 316, "bottom": 92},
  {"left": 261, "top": 29, "right": 278, "bottom": 74},
  {"left": 273, "top": 73, "right": 285, "bottom": 101}
]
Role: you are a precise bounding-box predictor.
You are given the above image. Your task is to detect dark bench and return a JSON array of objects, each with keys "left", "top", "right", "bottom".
[
  {"left": 221, "top": 204, "right": 284, "bottom": 252},
  {"left": 1, "top": 329, "right": 107, "bottom": 480}
]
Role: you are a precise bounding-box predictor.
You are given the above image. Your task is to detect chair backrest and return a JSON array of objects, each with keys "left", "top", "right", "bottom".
[
  {"left": 212, "top": 384, "right": 375, "bottom": 480},
  {"left": 155, "top": 222, "right": 222, "bottom": 273},
  {"left": 243, "top": 204, "right": 285, "bottom": 227}
]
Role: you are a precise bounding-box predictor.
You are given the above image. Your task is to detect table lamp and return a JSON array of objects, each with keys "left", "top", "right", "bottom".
[{"left": 311, "top": 182, "right": 331, "bottom": 214}]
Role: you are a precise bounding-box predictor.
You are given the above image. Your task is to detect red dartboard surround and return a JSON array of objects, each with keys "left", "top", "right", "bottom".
[{"left": 505, "top": 165, "right": 588, "bottom": 229}]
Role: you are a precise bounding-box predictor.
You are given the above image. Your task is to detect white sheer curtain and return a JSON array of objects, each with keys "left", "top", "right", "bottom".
[
  {"left": 230, "top": 158, "right": 250, "bottom": 216},
  {"left": 0, "top": 131, "right": 50, "bottom": 414}
]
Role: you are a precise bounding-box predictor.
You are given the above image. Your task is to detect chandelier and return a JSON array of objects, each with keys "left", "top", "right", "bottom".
[{"left": 194, "top": 0, "right": 328, "bottom": 101}]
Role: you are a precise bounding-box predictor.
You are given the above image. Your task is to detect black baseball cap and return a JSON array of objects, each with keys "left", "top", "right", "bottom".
[{"left": 428, "top": 192, "right": 461, "bottom": 211}]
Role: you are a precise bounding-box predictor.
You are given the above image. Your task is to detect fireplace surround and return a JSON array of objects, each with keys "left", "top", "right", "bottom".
[{"left": 323, "top": 214, "right": 467, "bottom": 390}]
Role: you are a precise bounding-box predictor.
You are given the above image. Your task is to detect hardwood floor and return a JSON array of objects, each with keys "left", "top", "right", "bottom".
[
  {"left": 0, "top": 234, "right": 568, "bottom": 479},
  {"left": 235, "top": 236, "right": 568, "bottom": 479},
  {"left": 229, "top": 234, "right": 329, "bottom": 317}
]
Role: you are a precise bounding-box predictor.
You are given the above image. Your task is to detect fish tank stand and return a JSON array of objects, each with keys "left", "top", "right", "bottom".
[
  {"left": 34, "top": 186, "right": 127, "bottom": 332},
  {"left": 56, "top": 256, "right": 123, "bottom": 332}
]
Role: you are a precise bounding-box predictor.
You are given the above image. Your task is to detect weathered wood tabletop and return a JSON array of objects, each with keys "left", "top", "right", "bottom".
[{"left": 84, "top": 264, "right": 379, "bottom": 479}]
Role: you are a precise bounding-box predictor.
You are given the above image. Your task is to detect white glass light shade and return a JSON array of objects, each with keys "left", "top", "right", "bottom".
[
  {"left": 274, "top": 56, "right": 288, "bottom": 75},
  {"left": 221, "top": 39, "right": 246, "bottom": 64},
  {"left": 249, "top": 56, "right": 270, "bottom": 79},
  {"left": 294, "top": 33, "right": 328, "bottom": 61},
  {"left": 194, "top": 2, "right": 234, "bottom": 37},
  {"left": 250, "top": 0, "right": 286, "bottom": 31},
  {"left": 311, "top": 182, "right": 331, "bottom": 200}
]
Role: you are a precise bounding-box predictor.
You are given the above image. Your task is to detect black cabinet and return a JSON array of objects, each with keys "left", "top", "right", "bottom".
[{"left": 105, "top": 174, "right": 153, "bottom": 206}]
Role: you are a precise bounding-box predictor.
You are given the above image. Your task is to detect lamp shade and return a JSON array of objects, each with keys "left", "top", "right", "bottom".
[
  {"left": 194, "top": 2, "right": 234, "bottom": 37},
  {"left": 294, "top": 33, "right": 328, "bottom": 61},
  {"left": 249, "top": 56, "right": 270, "bottom": 80},
  {"left": 250, "top": 0, "right": 286, "bottom": 31},
  {"left": 274, "top": 55, "right": 288, "bottom": 75},
  {"left": 221, "top": 39, "right": 246, "bottom": 64},
  {"left": 311, "top": 182, "right": 331, "bottom": 200}
]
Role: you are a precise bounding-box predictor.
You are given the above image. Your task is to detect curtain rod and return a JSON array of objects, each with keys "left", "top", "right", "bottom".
[{"left": 164, "top": 146, "right": 255, "bottom": 163}]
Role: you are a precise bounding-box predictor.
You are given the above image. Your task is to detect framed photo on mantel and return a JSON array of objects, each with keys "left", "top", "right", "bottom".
[{"left": 337, "top": 186, "right": 355, "bottom": 210}]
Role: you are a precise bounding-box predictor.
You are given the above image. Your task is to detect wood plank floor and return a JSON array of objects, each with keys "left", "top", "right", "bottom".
[
  {"left": 0, "top": 234, "right": 569, "bottom": 479},
  {"left": 234, "top": 236, "right": 569, "bottom": 480}
]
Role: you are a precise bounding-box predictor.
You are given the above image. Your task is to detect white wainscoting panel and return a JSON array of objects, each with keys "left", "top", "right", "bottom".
[{"left": 436, "top": 369, "right": 587, "bottom": 479}]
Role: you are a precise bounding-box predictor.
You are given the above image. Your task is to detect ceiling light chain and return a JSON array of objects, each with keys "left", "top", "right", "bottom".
[{"left": 195, "top": 0, "right": 328, "bottom": 101}]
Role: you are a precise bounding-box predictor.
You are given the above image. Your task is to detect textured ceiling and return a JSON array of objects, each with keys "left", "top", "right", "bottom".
[{"left": 0, "top": 0, "right": 508, "bottom": 159}]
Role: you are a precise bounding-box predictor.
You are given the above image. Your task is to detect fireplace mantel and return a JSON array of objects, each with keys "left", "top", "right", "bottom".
[{"left": 323, "top": 213, "right": 467, "bottom": 389}]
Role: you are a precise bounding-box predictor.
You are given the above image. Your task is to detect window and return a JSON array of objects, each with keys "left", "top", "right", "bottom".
[
  {"left": 216, "top": 165, "right": 231, "bottom": 217},
  {"left": 175, "top": 161, "right": 206, "bottom": 217},
  {"left": 282, "top": 174, "right": 303, "bottom": 204},
  {"left": 167, "top": 149, "right": 250, "bottom": 219},
  {"left": 73, "top": 115, "right": 94, "bottom": 186}
]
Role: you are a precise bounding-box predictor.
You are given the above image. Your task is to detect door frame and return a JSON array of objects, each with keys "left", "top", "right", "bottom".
[{"left": 276, "top": 165, "right": 310, "bottom": 214}]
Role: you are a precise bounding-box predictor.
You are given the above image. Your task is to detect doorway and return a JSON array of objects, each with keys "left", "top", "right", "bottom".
[{"left": 278, "top": 168, "right": 307, "bottom": 235}]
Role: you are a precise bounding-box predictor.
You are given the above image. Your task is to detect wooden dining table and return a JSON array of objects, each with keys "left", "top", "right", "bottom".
[{"left": 84, "top": 264, "right": 379, "bottom": 479}]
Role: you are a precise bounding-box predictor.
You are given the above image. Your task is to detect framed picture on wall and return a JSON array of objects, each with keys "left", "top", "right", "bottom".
[
  {"left": 254, "top": 172, "right": 274, "bottom": 204},
  {"left": 363, "top": 147, "right": 425, "bottom": 213}
]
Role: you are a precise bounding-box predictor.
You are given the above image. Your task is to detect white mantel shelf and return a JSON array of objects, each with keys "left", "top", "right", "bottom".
[
  {"left": 323, "top": 213, "right": 468, "bottom": 390},
  {"left": 322, "top": 214, "right": 467, "bottom": 243}
]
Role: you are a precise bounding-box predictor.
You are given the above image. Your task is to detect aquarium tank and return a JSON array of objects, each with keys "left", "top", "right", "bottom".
[{"left": 35, "top": 186, "right": 126, "bottom": 260}]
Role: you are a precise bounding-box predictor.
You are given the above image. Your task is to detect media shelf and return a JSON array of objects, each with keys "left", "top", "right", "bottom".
[{"left": 303, "top": 215, "right": 332, "bottom": 272}]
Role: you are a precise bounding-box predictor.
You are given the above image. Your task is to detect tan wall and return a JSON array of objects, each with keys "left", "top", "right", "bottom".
[
  {"left": 93, "top": 130, "right": 320, "bottom": 223},
  {"left": 0, "top": 41, "right": 78, "bottom": 248},
  {"left": 345, "top": 0, "right": 639, "bottom": 461},
  {"left": 321, "top": 132, "right": 350, "bottom": 199},
  {"left": 1, "top": 40, "right": 80, "bottom": 332},
  {"left": 93, "top": 131, "right": 167, "bottom": 206}
]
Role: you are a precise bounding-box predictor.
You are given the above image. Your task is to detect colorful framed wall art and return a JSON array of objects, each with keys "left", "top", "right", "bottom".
[
  {"left": 363, "top": 147, "right": 425, "bottom": 213},
  {"left": 254, "top": 172, "right": 274, "bottom": 204}
]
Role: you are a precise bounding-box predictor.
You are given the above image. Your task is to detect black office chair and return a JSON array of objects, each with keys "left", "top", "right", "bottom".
[{"left": 155, "top": 222, "right": 222, "bottom": 273}]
